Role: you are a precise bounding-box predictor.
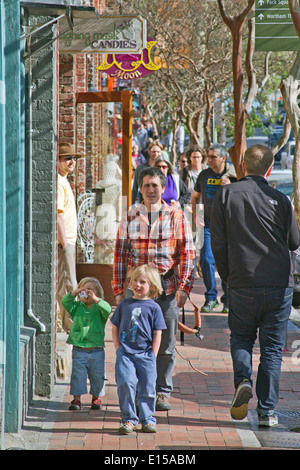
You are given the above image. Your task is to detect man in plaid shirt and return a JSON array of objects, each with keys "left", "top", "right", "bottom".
[{"left": 112, "top": 167, "right": 195, "bottom": 411}]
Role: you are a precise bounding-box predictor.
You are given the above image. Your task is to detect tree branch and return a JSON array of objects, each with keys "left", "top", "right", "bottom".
[{"left": 271, "top": 118, "right": 292, "bottom": 156}]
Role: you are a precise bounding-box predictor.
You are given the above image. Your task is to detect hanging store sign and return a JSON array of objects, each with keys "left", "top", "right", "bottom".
[
  {"left": 96, "top": 40, "right": 160, "bottom": 79},
  {"left": 59, "top": 16, "right": 147, "bottom": 53}
]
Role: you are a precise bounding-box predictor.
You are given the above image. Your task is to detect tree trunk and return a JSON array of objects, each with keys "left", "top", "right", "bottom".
[
  {"left": 170, "top": 115, "right": 181, "bottom": 166},
  {"left": 289, "top": 0, "right": 300, "bottom": 35},
  {"left": 187, "top": 109, "right": 204, "bottom": 147},
  {"left": 279, "top": 2, "right": 300, "bottom": 226},
  {"left": 144, "top": 102, "right": 159, "bottom": 137},
  {"left": 230, "top": 21, "right": 247, "bottom": 178},
  {"left": 217, "top": 0, "right": 255, "bottom": 179},
  {"left": 271, "top": 118, "right": 292, "bottom": 156},
  {"left": 280, "top": 51, "right": 300, "bottom": 226},
  {"left": 204, "top": 92, "right": 212, "bottom": 149}
]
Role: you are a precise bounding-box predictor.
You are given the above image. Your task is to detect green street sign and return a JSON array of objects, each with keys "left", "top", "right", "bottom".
[{"left": 255, "top": 0, "right": 300, "bottom": 51}]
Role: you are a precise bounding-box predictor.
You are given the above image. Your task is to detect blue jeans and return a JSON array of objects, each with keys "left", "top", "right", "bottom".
[
  {"left": 126, "top": 289, "right": 179, "bottom": 396},
  {"left": 155, "top": 292, "right": 179, "bottom": 396},
  {"left": 115, "top": 346, "right": 157, "bottom": 425},
  {"left": 228, "top": 287, "right": 293, "bottom": 416},
  {"left": 70, "top": 347, "right": 106, "bottom": 397},
  {"left": 200, "top": 223, "right": 227, "bottom": 304}
]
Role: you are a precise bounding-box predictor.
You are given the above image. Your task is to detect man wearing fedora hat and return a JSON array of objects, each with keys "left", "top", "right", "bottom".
[{"left": 57, "top": 142, "right": 82, "bottom": 332}]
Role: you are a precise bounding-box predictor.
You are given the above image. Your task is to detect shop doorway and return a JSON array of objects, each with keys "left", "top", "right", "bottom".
[{"left": 75, "top": 91, "right": 132, "bottom": 305}]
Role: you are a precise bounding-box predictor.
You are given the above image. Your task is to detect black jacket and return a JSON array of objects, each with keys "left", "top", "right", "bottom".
[{"left": 210, "top": 175, "right": 300, "bottom": 288}]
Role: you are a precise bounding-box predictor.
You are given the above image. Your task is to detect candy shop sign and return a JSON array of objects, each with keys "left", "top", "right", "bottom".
[
  {"left": 97, "top": 40, "right": 160, "bottom": 79},
  {"left": 59, "top": 16, "right": 147, "bottom": 54}
]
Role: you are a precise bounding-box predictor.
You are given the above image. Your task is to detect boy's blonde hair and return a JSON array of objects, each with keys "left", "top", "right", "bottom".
[
  {"left": 130, "top": 265, "right": 163, "bottom": 299},
  {"left": 77, "top": 277, "right": 104, "bottom": 299}
]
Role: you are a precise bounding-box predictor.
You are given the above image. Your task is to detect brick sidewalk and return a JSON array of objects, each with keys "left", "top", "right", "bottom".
[{"left": 44, "top": 277, "right": 300, "bottom": 451}]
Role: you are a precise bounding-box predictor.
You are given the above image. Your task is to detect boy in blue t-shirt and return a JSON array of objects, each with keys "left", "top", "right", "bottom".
[{"left": 111, "top": 265, "right": 166, "bottom": 434}]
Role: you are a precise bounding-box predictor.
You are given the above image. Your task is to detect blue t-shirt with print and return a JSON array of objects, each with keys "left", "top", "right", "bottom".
[
  {"left": 110, "top": 298, "right": 166, "bottom": 354},
  {"left": 194, "top": 167, "right": 227, "bottom": 221}
]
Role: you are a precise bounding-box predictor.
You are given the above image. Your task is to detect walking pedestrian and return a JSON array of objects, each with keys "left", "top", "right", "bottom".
[
  {"left": 62, "top": 277, "right": 112, "bottom": 411},
  {"left": 132, "top": 143, "right": 146, "bottom": 167},
  {"left": 111, "top": 265, "right": 166, "bottom": 434},
  {"left": 154, "top": 155, "right": 191, "bottom": 209},
  {"left": 112, "top": 166, "right": 195, "bottom": 411},
  {"left": 136, "top": 122, "right": 148, "bottom": 150},
  {"left": 177, "top": 152, "right": 188, "bottom": 173},
  {"left": 181, "top": 145, "right": 207, "bottom": 192},
  {"left": 191, "top": 144, "right": 236, "bottom": 313},
  {"left": 210, "top": 144, "right": 300, "bottom": 426},
  {"left": 57, "top": 142, "right": 82, "bottom": 333},
  {"left": 131, "top": 140, "right": 163, "bottom": 204}
]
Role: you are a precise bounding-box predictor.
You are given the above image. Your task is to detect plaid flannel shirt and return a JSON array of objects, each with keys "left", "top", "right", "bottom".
[{"left": 112, "top": 201, "right": 195, "bottom": 297}]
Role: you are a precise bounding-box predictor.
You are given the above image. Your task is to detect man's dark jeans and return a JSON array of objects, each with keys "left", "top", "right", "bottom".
[
  {"left": 200, "top": 223, "right": 227, "bottom": 304},
  {"left": 228, "top": 286, "right": 293, "bottom": 416}
]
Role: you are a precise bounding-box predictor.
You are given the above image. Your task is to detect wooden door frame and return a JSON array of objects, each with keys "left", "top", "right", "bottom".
[{"left": 76, "top": 90, "right": 132, "bottom": 208}]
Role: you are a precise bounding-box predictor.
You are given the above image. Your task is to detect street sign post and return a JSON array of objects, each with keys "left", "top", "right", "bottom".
[{"left": 255, "top": 0, "right": 300, "bottom": 51}]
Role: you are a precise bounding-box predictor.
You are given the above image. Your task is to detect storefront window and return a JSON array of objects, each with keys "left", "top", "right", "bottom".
[{"left": 75, "top": 101, "right": 124, "bottom": 265}]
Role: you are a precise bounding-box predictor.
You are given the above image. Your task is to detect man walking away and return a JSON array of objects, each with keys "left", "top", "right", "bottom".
[{"left": 211, "top": 145, "right": 300, "bottom": 426}]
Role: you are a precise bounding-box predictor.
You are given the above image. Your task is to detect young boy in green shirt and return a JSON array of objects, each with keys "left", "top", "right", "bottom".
[{"left": 62, "top": 277, "right": 112, "bottom": 410}]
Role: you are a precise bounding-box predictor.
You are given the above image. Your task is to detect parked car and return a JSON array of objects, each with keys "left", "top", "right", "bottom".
[
  {"left": 268, "top": 168, "right": 292, "bottom": 182},
  {"left": 268, "top": 174, "right": 300, "bottom": 305},
  {"left": 268, "top": 173, "right": 293, "bottom": 196},
  {"left": 287, "top": 140, "right": 295, "bottom": 160},
  {"left": 292, "top": 249, "right": 300, "bottom": 306},
  {"left": 280, "top": 141, "right": 295, "bottom": 169},
  {"left": 269, "top": 179, "right": 294, "bottom": 199}
]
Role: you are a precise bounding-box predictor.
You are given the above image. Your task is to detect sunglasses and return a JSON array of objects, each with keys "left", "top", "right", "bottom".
[
  {"left": 156, "top": 164, "right": 168, "bottom": 169},
  {"left": 60, "top": 155, "right": 78, "bottom": 161}
]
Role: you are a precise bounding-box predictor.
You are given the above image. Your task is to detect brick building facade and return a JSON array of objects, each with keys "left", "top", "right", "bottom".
[{"left": 59, "top": 0, "right": 112, "bottom": 193}]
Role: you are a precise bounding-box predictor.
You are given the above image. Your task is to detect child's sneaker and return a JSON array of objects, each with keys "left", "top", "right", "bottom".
[
  {"left": 69, "top": 399, "right": 81, "bottom": 410},
  {"left": 118, "top": 421, "right": 138, "bottom": 434},
  {"left": 142, "top": 422, "right": 157, "bottom": 433},
  {"left": 91, "top": 397, "right": 102, "bottom": 410},
  {"left": 258, "top": 413, "right": 278, "bottom": 427}
]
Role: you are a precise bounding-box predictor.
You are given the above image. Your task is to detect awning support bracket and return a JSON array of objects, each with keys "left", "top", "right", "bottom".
[{"left": 21, "top": 5, "right": 74, "bottom": 59}]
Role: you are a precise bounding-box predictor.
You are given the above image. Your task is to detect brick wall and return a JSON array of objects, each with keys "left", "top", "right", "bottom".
[
  {"left": 58, "top": 0, "right": 111, "bottom": 264},
  {"left": 59, "top": 52, "right": 109, "bottom": 193},
  {"left": 23, "top": 17, "right": 58, "bottom": 397},
  {"left": 21, "top": 0, "right": 110, "bottom": 398}
]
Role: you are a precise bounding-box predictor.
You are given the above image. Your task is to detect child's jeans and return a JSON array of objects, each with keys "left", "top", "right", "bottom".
[
  {"left": 115, "top": 346, "right": 157, "bottom": 426},
  {"left": 70, "top": 346, "right": 106, "bottom": 397}
]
